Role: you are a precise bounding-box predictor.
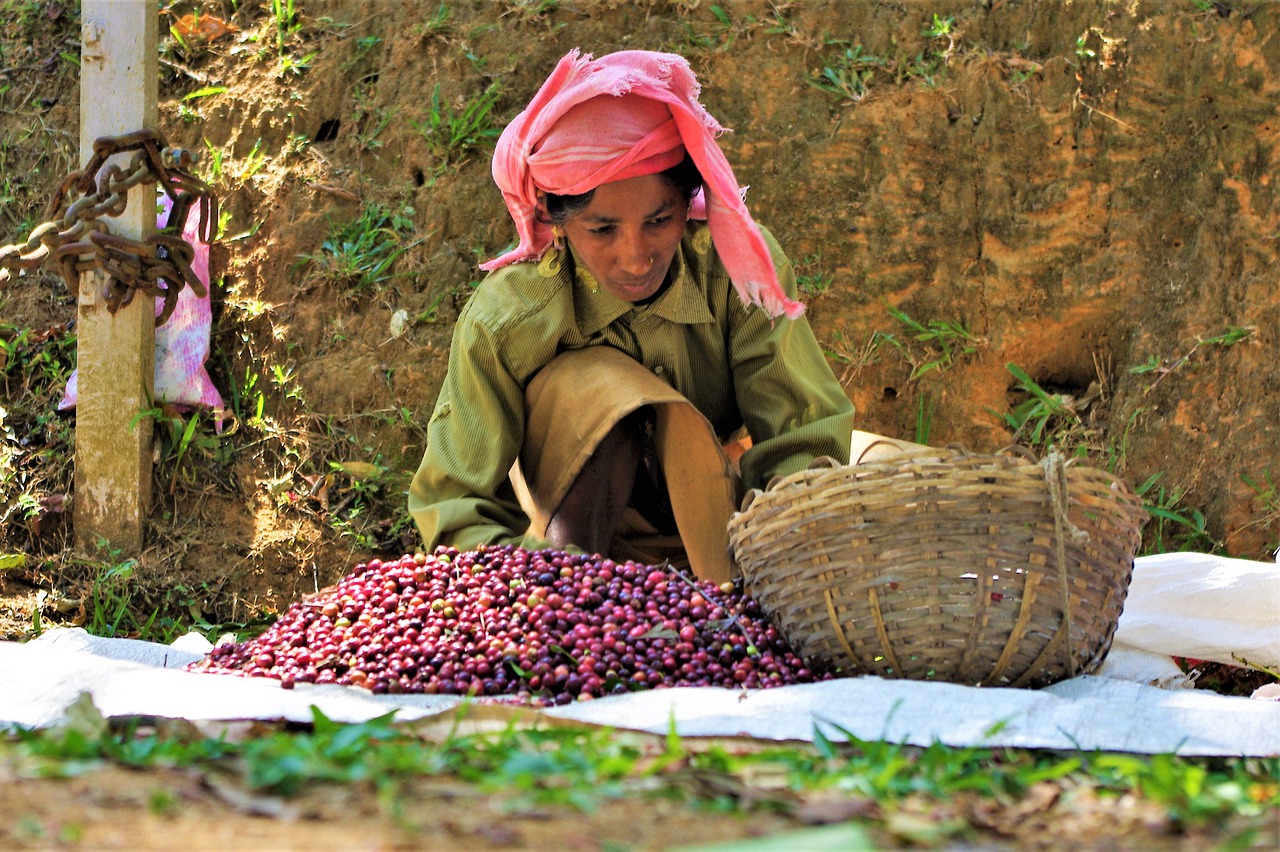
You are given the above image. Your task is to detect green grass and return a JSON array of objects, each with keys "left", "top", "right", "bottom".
[
  {"left": 27, "top": 541, "right": 272, "bottom": 645},
  {"left": 50, "top": 546, "right": 182, "bottom": 643},
  {"left": 914, "top": 393, "right": 935, "bottom": 445},
  {"left": 270, "top": 0, "right": 303, "bottom": 48},
  {"left": 680, "top": 4, "right": 743, "bottom": 53},
  {"left": 5, "top": 700, "right": 1276, "bottom": 846},
  {"left": 236, "top": 137, "right": 268, "bottom": 183},
  {"left": 213, "top": 0, "right": 317, "bottom": 78},
  {"left": 80, "top": 554, "right": 150, "bottom": 639},
  {"left": 181, "top": 86, "right": 228, "bottom": 103},
  {"left": 317, "top": 449, "right": 403, "bottom": 551},
  {"left": 0, "top": 122, "right": 73, "bottom": 236},
  {"left": 501, "top": 0, "right": 562, "bottom": 26},
  {"left": 996, "top": 362, "right": 1229, "bottom": 555}
]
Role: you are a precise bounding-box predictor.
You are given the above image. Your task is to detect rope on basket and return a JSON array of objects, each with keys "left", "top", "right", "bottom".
[{"left": 1041, "top": 448, "right": 1090, "bottom": 678}]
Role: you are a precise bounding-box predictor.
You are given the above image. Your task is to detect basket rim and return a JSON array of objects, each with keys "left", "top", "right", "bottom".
[{"left": 733, "top": 445, "right": 1144, "bottom": 520}]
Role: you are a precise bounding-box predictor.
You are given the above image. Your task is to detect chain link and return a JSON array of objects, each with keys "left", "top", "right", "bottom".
[{"left": 0, "top": 128, "right": 218, "bottom": 326}]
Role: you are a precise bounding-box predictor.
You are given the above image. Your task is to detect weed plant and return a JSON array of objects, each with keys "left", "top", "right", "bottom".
[
  {"left": 43, "top": 546, "right": 201, "bottom": 644},
  {"left": 1001, "top": 362, "right": 1083, "bottom": 450},
  {"left": 267, "top": 0, "right": 317, "bottom": 76},
  {"left": 858, "top": 302, "right": 983, "bottom": 437},
  {"left": 811, "top": 15, "right": 957, "bottom": 103},
  {"left": 915, "top": 393, "right": 935, "bottom": 445},
  {"left": 680, "top": 4, "right": 742, "bottom": 53},
  {"left": 501, "top": 0, "right": 564, "bottom": 28},
  {"left": 879, "top": 304, "right": 983, "bottom": 382},
  {"left": 297, "top": 204, "right": 419, "bottom": 300},
  {"left": 1136, "top": 472, "right": 1221, "bottom": 555},
  {"left": 414, "top": 4, "right": 453, "bottom": 38},
  {"left": 810, "top": 43, "right": 888, "bottom": 102},
  {"left": 794, "top": 255, "right": 833, "bottom": 298},
  {"left": 675, "top": 3, "right": 813, "bottom": 56},
  {"left": 1238, "top": 473, "right": 1279, "bottom": 554},
  {"left": 822, "top": 327, "right": 882, "bottom": 392},
  {"left": 236, "top": 138, "right": 267, "bottom": 184},
  {"left": 299, "top": 416, "right": 416, "bottom": 552},
  {"left": 0, "top": 127, "right": 74, "bottom": 237},
  {"left": 134, "top": 404, "right": 231, "bottom": 497},
  {"left": 0, "top": 319, "right": 76, "bottom": 553},
  {"left": 996, "top": 362, "right": 1228, "bottom": 554},
  {"left": 1130, "top": 325, "right": 1256, "bottom": 396},
  {"left": 411, "top": 82, "right": 504, "bottom": 178}
]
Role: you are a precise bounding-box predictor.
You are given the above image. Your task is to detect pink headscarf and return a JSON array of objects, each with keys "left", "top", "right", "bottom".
[{"left": 482, "top": 49, "right": 805, "bottom": 320}]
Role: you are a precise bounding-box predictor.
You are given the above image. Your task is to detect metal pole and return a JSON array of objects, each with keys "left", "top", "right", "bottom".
[{"left": 73, "top": 0, "right": 157, "bottom": 555}]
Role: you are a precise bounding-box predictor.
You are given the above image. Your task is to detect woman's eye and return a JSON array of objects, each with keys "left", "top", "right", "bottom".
[
  {"left": 646, "top": 216, "right": 672, "bottom": 228},
  {"left": 588, "top": 225, "right": 616, "bottom": 236}
]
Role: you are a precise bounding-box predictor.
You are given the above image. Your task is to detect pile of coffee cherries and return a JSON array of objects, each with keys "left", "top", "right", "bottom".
[{"left": 188, "top": 545, "right": 825, "bottom": 704}]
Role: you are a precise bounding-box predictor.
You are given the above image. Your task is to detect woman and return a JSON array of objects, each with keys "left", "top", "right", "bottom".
[{"left": 408, "top": 49, "right": 855, "bottom": 581}]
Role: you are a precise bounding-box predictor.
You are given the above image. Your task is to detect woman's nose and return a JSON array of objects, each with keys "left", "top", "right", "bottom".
[{"left": 618, "top": 238, "right": 653, "bottom": 275}]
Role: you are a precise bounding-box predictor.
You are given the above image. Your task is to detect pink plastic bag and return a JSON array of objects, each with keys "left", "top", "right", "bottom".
[{"left": 60, "top": 193, "right": 223, "bottom": 415}]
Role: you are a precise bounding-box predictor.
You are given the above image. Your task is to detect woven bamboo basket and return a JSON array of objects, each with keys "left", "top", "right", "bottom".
[{"left": 727, "top": 446, "right": 1147, "bottom": 688}]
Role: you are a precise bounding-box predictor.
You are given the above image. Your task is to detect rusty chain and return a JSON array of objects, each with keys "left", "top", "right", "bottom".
[{"left": 0, "top": 128, "right": 218, "bottom": 326}]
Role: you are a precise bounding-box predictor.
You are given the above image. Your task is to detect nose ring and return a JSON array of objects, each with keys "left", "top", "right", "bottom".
[{"left": 648, "top": 255, "right": 655, "bottom": 266}]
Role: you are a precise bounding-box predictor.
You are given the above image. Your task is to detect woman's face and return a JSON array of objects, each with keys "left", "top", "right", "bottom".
[{"left": 561, "top": 173, "right": 689, "bottom": 304}]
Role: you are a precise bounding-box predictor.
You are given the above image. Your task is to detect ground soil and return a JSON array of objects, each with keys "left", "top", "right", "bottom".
[
  {"left": 9, "top": 758, "right": 1257, "bottom": 851},
  {"left": 1, "top": 0, "right": 1278, "bottom": 848}
]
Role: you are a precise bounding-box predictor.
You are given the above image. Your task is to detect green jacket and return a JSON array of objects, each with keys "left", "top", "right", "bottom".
[{"left": 408, "top": 221, "right": 855, "bottom": 552}]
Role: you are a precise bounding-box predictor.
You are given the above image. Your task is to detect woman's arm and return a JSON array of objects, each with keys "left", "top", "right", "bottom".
[
  {"left": 407, "top": 314, "right": 543, "bottom": 552},
  {"left": 729, "top": 236, "right": 855, "bottom": 491}
]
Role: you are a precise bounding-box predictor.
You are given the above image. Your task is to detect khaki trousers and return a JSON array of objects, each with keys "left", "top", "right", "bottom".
[{"left": 510, "top": 347, "right": 740, "bottom": 584}]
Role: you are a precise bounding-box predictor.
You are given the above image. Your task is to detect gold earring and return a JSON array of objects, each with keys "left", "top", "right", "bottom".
[{"left": 551, "top": 226, "right": 566, "bottom": 252}]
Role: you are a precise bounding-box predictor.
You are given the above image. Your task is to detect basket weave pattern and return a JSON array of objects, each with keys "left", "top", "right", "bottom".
[{"left": 727, "top": 447, "right": 1147, "bottom": 688}]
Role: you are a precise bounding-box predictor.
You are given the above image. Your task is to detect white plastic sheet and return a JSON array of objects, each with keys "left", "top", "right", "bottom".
[
  {"left": 1, "top": 553, "right": 1276, "bottom": 757},
  {"left": 1109, "top": 551, "right": 1280, "bottom": 671}
]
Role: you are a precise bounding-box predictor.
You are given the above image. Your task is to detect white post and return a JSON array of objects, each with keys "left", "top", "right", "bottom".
[{"left": 73, "top": 1, "right": 157, "bottom": 555}]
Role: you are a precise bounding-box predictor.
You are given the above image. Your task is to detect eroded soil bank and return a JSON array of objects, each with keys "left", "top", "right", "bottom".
[{"left": 1, "top": 0, "right": 1276, "bottom": 668}]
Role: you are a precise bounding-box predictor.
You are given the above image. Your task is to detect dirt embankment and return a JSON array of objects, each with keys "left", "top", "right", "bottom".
[{"left": 1, "top": 0, "right": 1276, "bottom": 624}]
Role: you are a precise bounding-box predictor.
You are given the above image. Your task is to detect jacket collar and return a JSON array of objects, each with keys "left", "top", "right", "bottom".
[{"left": 572, "top": 239, "right": 716, "bottom": 334}]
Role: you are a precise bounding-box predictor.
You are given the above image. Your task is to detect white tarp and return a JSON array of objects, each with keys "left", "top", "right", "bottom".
[
  {"left": 1107, "top": 551, "right": 1280, "bottom": 671},
  {"left": 1, "top": 552, "right": 1277, "bottom": 756}
]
